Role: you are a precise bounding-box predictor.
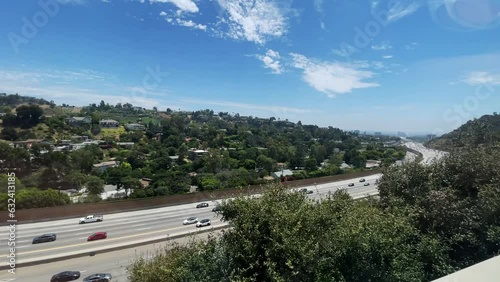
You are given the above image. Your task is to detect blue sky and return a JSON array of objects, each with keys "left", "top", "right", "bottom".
[{"left": 0, "top": 0, "right": 499, "bottom": 134}]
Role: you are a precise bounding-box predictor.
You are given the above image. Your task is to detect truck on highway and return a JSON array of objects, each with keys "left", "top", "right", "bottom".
[{"left": 79, "top": 215, "right": 103, "bottom": 224}]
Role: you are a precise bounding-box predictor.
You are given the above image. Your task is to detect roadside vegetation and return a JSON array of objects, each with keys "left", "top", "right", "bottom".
[
  {"left": 0, "top": 93, "right": 406, "bottom": 210},
  {"left": 127, "top": 145, "right": 500, "bottom": 282}
]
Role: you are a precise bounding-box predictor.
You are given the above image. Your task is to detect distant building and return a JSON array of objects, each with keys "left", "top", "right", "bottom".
[
  {"left": 365, "top": 160, "right": 381, "bottom": 168},
  {"left": 374, "top": 132, "right": 382, "bottom": 136},
  {"left": 67, "top": 117, "right": 91, "bottom": 126},
  {"left": 12, "top": 139, "right": 44, "bottom": 149},
  {"left": 340, "top": 162, "right": 351, "bottom": 170},
  {"left": 99, "top": 119, "right": 119, "bottom": 128},
  {"left": 427, "top": 134, "right": 437, "bottom": 141},
  {"left": 125, "top": 123, "right": 146, "bottom": 131},
  {"left": 271, "top": 169, "right": 294, "bottom": 179}
]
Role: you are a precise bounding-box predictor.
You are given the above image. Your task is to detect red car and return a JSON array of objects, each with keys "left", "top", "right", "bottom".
[{"left": 87, "top": 232, "right": 107, "bottom": 241}]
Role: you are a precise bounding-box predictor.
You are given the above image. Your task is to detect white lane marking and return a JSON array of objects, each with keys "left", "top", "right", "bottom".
[{"left": 137, "top": 227, "right": 152, "bottom": 231}]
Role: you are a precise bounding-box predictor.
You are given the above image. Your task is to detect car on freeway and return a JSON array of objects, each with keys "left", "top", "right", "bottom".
[
  {"left": 87, "top": 232, "right": 107, "bottom": 241},
  {"left": 79, "top": 215, "right": 103, "bottom": 224},
  {"left": 32, "top": 233, "right": 56, "bottom": 244},
  {"left": 83, "top": 273, "right": 113, "bottom": 282},
  {"left": 299, "top": 188, "right": 314, "bottom": 194},
  {"left": 50, "top": 271, "right": 80, "bottom": 282},
  {"left": 359, "top": 178, "right": 366, "bottom": 182},
  {"left": 364, "top": 183, "right": 370, "bottom": 186},
  {"left": 212, "top": 206, "right": 222, "bottom": 213},
  {"left": 348, "top": 183, "right": 355, "bottom": 187},
  {"left": 196, "top": 219, "right": 211, "bottom": 227},
  {"left": 183, "top": 217, "right": 198, "bottom": 225},
  {"left": 196, "top": 202, "right": 209, "bottom": 208}
]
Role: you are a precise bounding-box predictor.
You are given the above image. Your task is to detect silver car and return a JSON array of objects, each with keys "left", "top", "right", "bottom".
[
  {"left": 83, "top": 273, "right": 112, "bottom": 282},
  {"left": 183, "top": 217, "right": 198, "bottom": 225},
  {"left": 196, "top": 219, "right": 211, "bottom": 227}
]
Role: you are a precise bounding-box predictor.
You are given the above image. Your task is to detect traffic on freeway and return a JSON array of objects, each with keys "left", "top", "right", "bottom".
[{"left": 0, "top": 175, "right": 380, "bottom": 281}]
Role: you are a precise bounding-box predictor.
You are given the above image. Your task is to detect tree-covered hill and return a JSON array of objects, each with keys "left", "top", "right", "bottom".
[
  {"left": 426, "top": 113, "right": 500, "bottom": 151},
  {"left": 0, "top": 93, "right": 407, "bottom": 209}
]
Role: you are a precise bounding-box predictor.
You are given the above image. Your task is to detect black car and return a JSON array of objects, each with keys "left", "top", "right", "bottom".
[
  {"left": 51, "top": 271, "right": 80, "bottom": 282},
  {"left": 196, "top": 203, "right": 209, "bottom": 208},
  {"left": 212, "top": 206, "right": 221, "bottom": 212},
  {"left": 32, "top": 233, "right": 56, "bottom": 244},
  {"left": 83, "top": 273, "right": 112, "bottom": 282},
  {"left": 300, "top": 188, "right": 313, "bottom": 194},
  {"left": 348, "top": 183, "right": 355, "bottom": 187}
]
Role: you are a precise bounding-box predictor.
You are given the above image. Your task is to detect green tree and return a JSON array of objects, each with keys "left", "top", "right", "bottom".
[{"left": 86, "top": 176, "right": 105, "bottom": 195}]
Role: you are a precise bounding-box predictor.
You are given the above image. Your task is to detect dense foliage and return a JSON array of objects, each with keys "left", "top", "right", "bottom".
[
  {"left": 128, "top": 145, "right": 500, "bottom": 281},
  {"left": 0, "top": 94, "right": 406, "bottom": 210}
]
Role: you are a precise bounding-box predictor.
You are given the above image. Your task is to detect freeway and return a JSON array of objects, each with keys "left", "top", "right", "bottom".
[
  {"left": 0, "top": 174, "right": 381, "bottom": 271},
  {"left": 403, "top": 140, "right": 447, "bottom": 165}
]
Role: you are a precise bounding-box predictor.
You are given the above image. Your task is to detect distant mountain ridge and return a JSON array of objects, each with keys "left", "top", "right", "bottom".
[{"left": 426, "top": 113, "right": 500, "bottom": 151}]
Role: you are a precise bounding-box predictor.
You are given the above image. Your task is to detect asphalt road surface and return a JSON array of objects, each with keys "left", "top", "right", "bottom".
[
  {"left": 0, "top": 175, "right": 380, "bottom": 281},
  {"left": 403, "top": 140, "right": 447, "bottom": 165}
]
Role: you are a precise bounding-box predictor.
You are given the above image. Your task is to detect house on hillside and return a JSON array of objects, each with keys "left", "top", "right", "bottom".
[
  {"left": 99, "top": 119, "right": 119, "bottom": 128},
  {"left": 340, "top": 162, "right": 351, "bottom": 170},
  {"left": 67, "top": 116, "right": 91, "bottom": 126},
  {"left": 12, "top": 139, "right": 44, "bottom": 149},
  {"left": 93, "top": 160, "right": 119, "bottom": 172},
  {"left": 125, "top": 123, "right": 145, "bottom": 131},
  {"left": 271, "top": 169, "right": 294, "bottom": 179}
]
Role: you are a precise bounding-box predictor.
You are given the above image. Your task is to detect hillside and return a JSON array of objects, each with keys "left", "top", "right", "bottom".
[{"left": 426, "top": 113, "right": 500, "bottom": 151}]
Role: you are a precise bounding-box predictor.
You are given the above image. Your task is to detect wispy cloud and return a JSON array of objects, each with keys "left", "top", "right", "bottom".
[
  {"left": 289, "top": 53, "right": 379, "bottom": 97},
  {"left": 371, "top": 41, "right": 392, "bottom": 50},
  {"left": 382, "top": 55, "right": 393, "bottom": 59},
  {"left": 405, "top": 42, "right": 418, "bottom": 50},
  {"left": 180, "top": 98, "right": 314, "bottom": 114},
  {"left": 150, "top": 0, "right": 199, "bottom": 13},
  {"left": 314, "top": 0, "right": 324, "bottom": 13},
  {"left": 214, "top": 0, "right": 289, "bottom": 45},
  {"left": 159, "top": 11, "right": 206, "bottom": 30},
  {"left": 386, "top": 1, "right": 421, "bottom": 23},
  {"left": 462, "top": 71, "right": 500, "bottom": 85},
  {"left": 256, "top": 49, "right": 283, "bottom": 74}
]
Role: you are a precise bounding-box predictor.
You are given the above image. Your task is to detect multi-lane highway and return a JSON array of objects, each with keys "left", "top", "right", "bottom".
[
  {"left": 403, "top": 140, "right": 447, "bottom": 165},
  {"left": 0, "top": 174, "right": 380, "bottom": 281}
]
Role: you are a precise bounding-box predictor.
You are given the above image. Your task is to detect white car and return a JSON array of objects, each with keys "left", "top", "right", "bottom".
[
  {"left": 196, "top": 219, "right": 211, "bottom": 227},
  {"left": 183, "top": 217, "right": 198, "bottom": 225}
]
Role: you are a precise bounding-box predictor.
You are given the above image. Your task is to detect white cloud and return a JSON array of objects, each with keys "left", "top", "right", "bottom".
[
  {"left": 256, "top": 49, "right": 283, "bottom": 74},
  {"left": 215, "top": 0, "right": 288, "bottom": 45},
  {"left": 289, "top": 53, "right": 379, "bottom": 97},
  {"left": 314, "top": 0, "right": 324, "bottom": 13},
  {"left": 176, "top": 18, "right": 207, "bottom": 30},
  {"left": 371, "top": 41, "right": 392, "bottom": 50},
  {"left": 159, "top": 10, "right": 206, "bottom": 30},
  {"left": 387, "top": 2, "right": 420, "bottom": 23},
  {"left": 382, "top": 55, "right": 393, "bottom": 59},
  {"left": 149, "top": 0, "right": 199, "bottom": 13},
  {"left": 180, "top": 98, "right": 313, "bottom": 114},
  {"left": 463, "top": 71, "right": 500, "bottom": 85}
]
